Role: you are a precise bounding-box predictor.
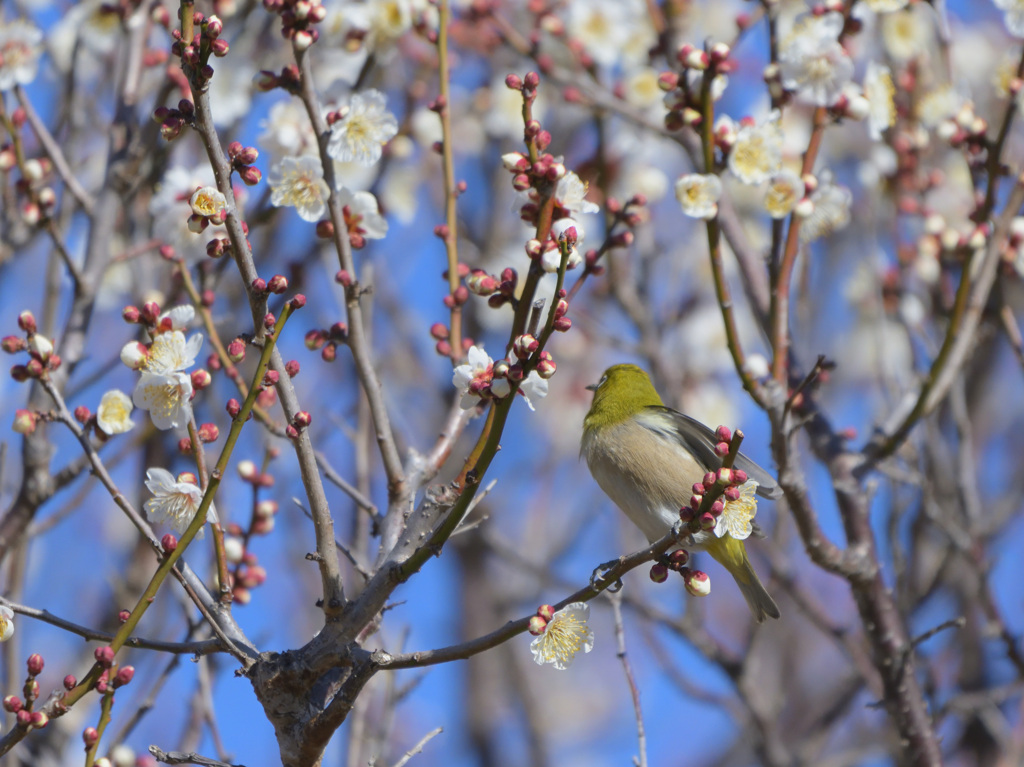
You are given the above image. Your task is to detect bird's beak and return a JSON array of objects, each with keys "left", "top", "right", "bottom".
[{"left": 585, "top": 382, "right": 598, "bottom": 391}]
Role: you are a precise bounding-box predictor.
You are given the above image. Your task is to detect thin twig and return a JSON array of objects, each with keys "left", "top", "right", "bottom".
[
  {"left": 610, "top": 592, "right": 647, "bottom": 767},
  {"left": 389, "top": 726, "right": 442, "bottom": 767}
]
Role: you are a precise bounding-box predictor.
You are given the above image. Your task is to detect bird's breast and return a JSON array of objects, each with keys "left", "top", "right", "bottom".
[{"left": 582, "top": 418, "right": 706, "bottom": 544}]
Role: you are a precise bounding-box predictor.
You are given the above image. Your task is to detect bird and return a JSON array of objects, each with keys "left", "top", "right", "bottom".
[{"left": 580, "top": 363, "right": 781, "bottom": 622}]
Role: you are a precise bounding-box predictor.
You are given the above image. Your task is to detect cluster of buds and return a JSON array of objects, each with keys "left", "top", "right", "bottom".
[
  {"left": 3, "top": 654, "right": 51, "bottom": 730},
  {"left": 935, "top": 101, "right": 989, "bottom": 155},
  {"left": 510, "top": 334, "right": 556, "bottom": 378},
  {"left": 661, "top": 42, "right": 733, "bottom": 131},
  {"left": 470, "top": 267, "right": 518, "bottom": 310},
  {"left": 171, "top": 12, "right": 228, "bottom": 88},
  {"left": 0, "top": 141, "right": 58, "bottom": 226},
  {"left": 527, "top": 604, "right": 556, "bottom": 636},
  {"left": 236, "top": 459, "right": 275, "bottom": 489},
  {"left": 251, "top": 274, "right": 291, "bottom": 296},
  {"left": 176, "top": 423, "right": 220, "bottom": 455},
  {"left": 679, "top": 425, "right": 748, "bottom": 533},
  {"left": 649, "top": 552, "right": 711, "bottom": 596},
  {"left": 227, "top": 141, "right": 261, "bottom": 186},
  {"left": 253, "top": 64, "right": 302, "bottom": 94},
  {"left": 429, "top": 323, "right": 473, "bottom": 358},
  {"left": 225, "top": 499, "right": 279, "bottom": 604},
  {"left": 153, "top": 98, "right": 195, "bottom": 142},
  {"left": 304, "top": 321, "right": 348, "bottom": 362},
  {"left": 5, "top": 310, "right": 61, "bottom": 385},
  {"left": 285, "top": 410, "right": 312, "bottom": 440},
  {"left": 263, "top": 0, "right": 326, "bottom": 51}
]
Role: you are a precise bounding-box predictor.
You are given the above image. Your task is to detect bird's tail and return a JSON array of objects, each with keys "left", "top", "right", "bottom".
[{"left": 706, "top": 536, "right": 780, "bottom": 623}]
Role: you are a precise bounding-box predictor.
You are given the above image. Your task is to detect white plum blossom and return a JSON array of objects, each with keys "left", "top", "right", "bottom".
[
  {"left": 327, "top": 89, "right": 399, "bottom": 166},
  {"left": 133, "top": 372, "right": 194, "bottom": 430},
  {"left": 125, "top": 330, "right": 203, "bottom": 430},
  {"left": 96, "top": 390, "right": 135, "bottom": 436},
  {"left": 268, "top": 156, "right": 331, "bottom": 222},
  {"left": 339, "top": 189, "right": 388, "bottom": 240},
  {"left": 996, "top": 0, "right": 1024, "bottom": 37},
  {"left": 800, "top": 173, "right": 852, "bottom": 243},
  {"left": 547, "top": 218, "right": 585, "bottom": 272},
  {"left": 881, "top": 5, "right": 933, "bottom": 62},
  {"left": 865, "top": 0, "right": 909, "bottom": 10},
  {"left": 568, "top": 0, "right": 653, "bottom": 69},
  {"left": 779, "top": 13, "right": 854, "bottom": 106},
  {"left": 142, "top": 331, "right": 204, "bottom": 376},
  {"left": 158, "top": 305, "right": 196, "bottom": 332},
  {"left": 864, "top": 62, "right": 896, "bottom": 140},
  {"left": 452, "top": 345, "right": 496, "bottom": 409},
  {"left": 259, "top": 99, "right": 318, "bottom": 159},
  {"left": 0, "top": 19, "right": 43, "bottom": 90},
  {"left": 728, "top": 111, "right": 783, "bottom": 185},
  {"left": 675, "top": 173, "right": 722, "bottom": 220},
  {"left": 763, "top": 170, "right": 806, "bottom": 219},
  {"left": 189, "top": 186, "right": 228, "bottom": 220},
  {"left": 143, "top": 468, "right": 211, "bottom": 537},
  {"left": 714, "top": 481, "right": 759, "bottom": 541},
  {"left": 555, "top": 172, "right": 600, "bottom": 218},
  {"left": 150, "top": 166, "right": 227, "bottom": 260},
  {"left": 916, "top": 85, "right": 963, "bottom": 129},
  {"left": 0, "top": 605, "right": 13, "bottom": 642},
  {"left": 530, "top": 602, "right": 594, "bottom": 670},
  {"left": 518, "top": 371, "right": 549, "bottom": 411}
]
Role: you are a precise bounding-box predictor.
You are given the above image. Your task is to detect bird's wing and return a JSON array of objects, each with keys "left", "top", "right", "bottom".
[{"left": 640, "top": 406, "right": 783, "bottom": 500}]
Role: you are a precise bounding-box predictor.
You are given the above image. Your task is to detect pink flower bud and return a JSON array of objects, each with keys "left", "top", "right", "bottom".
[
  {"left": 668, "top": 549, "right": 690, "bottom": 569},
  {"left": 94, "top": 645, "right": 115, "bottom": 667},
  {"left": 73, "top": 405, "right": 91, "bottom": 424},
  {"left": 161, "top": 534, "right": 177, "bottom": 554},
  {"left": 254, "top": 70, "right": 278, "bottom": 91},
  {"left": 528, "top": 616, "right": 547, "bottom": 635},
  {"left": 700, "top": 512, "right": 716, "bottom": 529},
  {"left": 292, "top": 411, "right": 312, "bottom": 429},
  {"left": 198, "top": 423, "right": 219, "bottom": 442},
  {"left": 3, "top": 695, "right": 22, "bottom": 713},
  {"left": 191, "top": 369, "right": 212, "bottom": 390},
  {"left": 724, "top": 486, "right": 741, "bottom": 501},
  {"left": 227, "top": 339, "right": 245, "bottom": 362},
  {"left": 710, "top": 500, "right": 724, "bottom": 516},
  {"left": 251, "top": 277, "right": 267, "bottom": 294},
  {"left": 430, "top": 323, "right": 449, "bottom": 340},
  {"left": 29, "top": 711, "right": 47, "bottom": 729},
  {"left": 650, "top": 563, "right": 669, "bottom": 582},
  {"left": 118, "top": 609, "right": 130, "bottom": 624},
  {"left": 13, "top": 409, "right": 37, "bottom": 435},
  {"left": 288, "top": 294, "right": 306, "bottom": 309},
  {"left": 263, "top": 313, "right": 276, "bottom": 330},
  {"left": 513, "top": 334, "right": 538, "bottom": 359},
  {"left": 305, "top": 330, "right": 326, "bottom": 350},
  {"left": 177, "top": 437, "right": 193, "bottom": 455},
  {"left": 285, "top": 424, "right": 300, "bottom": 440},
  {"left": 683, "top": 568, "right": 711, "bottom": 597},
  {"left": 284, "top": 359, "right": 300, "bottom": 377},
  {"left": 27, "top": 655, "right": 45, "bottom": 677},
  {"left": 718, "top": 467, "right": 732, "bottom": 484},
  {"left": 715, "top": 425, "right": 732, "bottom": 443},
  {"left": 505, "top": 73, "right": 523, "bottom": 90},
  {"left": 83, "top": 727, "right": 98, "bottom": 746},
  {"left": 715, "top": 441, "right": 730, "bottom": 456},
  {"left": 63, "top": 675, "right": 76, "bottom": 690},
  {"left": 226, "top": 398, "right": 241, "bottom": 417},
  {"left": 731, "top": 469, "right": 747, "bottom": 485},
  {"left": 268, "top": 274, "right": 289, "bottom": 294},
  {"left": 322, "top": 343, "right": 337, "bottom": 362},
  {"left": 17, "top": 311, "right": 36, "bottom": 334},
  {"left": 466, "top": 270, "right": 499, "bottom": 295},
  {"left": 537, "top": 604, "right": 555, "bottom": 621},
  {"left": 263, "top": 370, "right": 279, "bottom": 387},
  {"left": 1, "top": 335, "right": 26, "bottom": 353},
  {"left": 114, "top": 666, "right": 135, "bottom": 687},
  {"left": 553, "top": 316, "right": 571, "bottom": 332},
  {"left": 239, "top": 166, "right": 262, "bottom": 186},
  {"left": 692, "top": 482, "right": 706, "bottom": 496}
]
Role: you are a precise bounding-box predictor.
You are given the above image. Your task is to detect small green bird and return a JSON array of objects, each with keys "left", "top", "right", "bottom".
[{"left": 581, "top": 364, "right": 781, "bottom": 622}]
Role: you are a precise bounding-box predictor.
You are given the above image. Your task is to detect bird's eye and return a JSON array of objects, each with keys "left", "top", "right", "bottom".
[{"left": 598, "top": 374, "right": 608, "bottom": 387}]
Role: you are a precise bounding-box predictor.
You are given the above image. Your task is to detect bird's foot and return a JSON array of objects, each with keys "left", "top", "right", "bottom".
[{"left": 590, "top": 559, "right": 623, "bottom": 592}]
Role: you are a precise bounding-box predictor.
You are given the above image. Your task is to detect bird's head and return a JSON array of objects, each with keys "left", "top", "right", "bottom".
[{"left": 584, "top": 364, "right": 664, "bottom": 428}]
